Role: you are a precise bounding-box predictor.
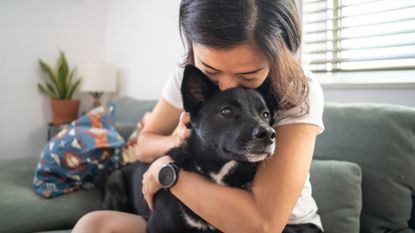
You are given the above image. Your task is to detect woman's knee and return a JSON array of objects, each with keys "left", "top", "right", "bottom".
[
  {"left": 72, "top": 211, "right": 111, "bottom": 233},
  {"left": 72, "top": 210, "right": 147, "bottom": 233}
]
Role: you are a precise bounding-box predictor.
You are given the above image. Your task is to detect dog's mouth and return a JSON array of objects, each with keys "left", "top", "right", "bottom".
[
  {"left": 223, "top": 143, "right": 275, "bottom": 163},
  {"left": 244, "top": 152, "right": 271, "bottom": 162}
]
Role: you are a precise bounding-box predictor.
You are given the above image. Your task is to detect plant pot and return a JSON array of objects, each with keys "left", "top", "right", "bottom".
[{"left": 51, "top": 99, "right": 80, "bottom": 125}]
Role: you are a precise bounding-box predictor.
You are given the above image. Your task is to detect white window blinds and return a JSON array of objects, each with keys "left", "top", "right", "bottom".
[{"left": 301, "top": 0, "right": 415, "bottom": 73}]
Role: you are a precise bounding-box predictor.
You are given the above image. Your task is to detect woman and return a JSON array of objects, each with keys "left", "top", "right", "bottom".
[{"left": 73, "top": 0, "right": 324, "bottom": 232}]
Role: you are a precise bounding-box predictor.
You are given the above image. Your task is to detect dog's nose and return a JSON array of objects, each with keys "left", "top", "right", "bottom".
[{"left": 252, "top": 126, "right": 276, "bottom": 143}]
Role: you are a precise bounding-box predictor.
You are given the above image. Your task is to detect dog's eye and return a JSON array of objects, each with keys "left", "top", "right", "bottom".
[
  {"left": 262, "top": 111, "right": 270, "bottom": 119},
  {"left": 221, "top": 107, "right": 233, "bottom": 116}
]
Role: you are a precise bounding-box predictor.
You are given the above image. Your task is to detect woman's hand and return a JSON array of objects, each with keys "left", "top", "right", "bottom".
[
  {"left": 173, "top": 112, "right": 192, "bottom": 147},
  {"left": 141, "top": 112, "right": 190, "bottom": 210},
  {"left": 142, "top": 155, "right": 174, "bottom": 211}
]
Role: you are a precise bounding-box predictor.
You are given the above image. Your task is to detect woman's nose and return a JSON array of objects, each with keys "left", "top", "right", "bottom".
[{"left": 217, "top": 75, "right": 240, "bottom": 91}]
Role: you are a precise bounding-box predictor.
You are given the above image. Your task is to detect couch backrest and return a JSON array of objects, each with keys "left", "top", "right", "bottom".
[
  {"left": 314, "top": 103, "right": 415, "bottom": 233},
  {"left": 111, "top": 96, "right": 157, "bottom": 139}
]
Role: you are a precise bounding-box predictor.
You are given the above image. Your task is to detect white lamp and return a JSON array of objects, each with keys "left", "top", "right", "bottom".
[{"left": 78, "top": 62, "right": 117, "bottom": 109}]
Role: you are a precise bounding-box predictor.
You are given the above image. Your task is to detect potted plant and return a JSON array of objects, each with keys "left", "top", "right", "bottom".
[{"left": 38, "top": 50, "right": 81, "bottom": 125}]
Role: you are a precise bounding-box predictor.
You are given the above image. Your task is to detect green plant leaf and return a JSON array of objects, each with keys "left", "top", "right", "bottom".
[
  {"left": 65, "top": 78, "right": 81, "bottom": 99},
  {"left": 58, "top": 50, "right": 69, "bottom": 98},
  {"left": 38, "top": 50, "right": 79, "bottom": 100},
  {"left": 38, "top": 83, "right": 58, "bottom": 99},
  {"left": 66, "top": 67, "right": 76, "bottom": 89},
  {"left": 46, "top": 83, "right": 59, "bottom": 99},
  {"left": 39, "top": 59, "right": 62, "bottom": 96}
]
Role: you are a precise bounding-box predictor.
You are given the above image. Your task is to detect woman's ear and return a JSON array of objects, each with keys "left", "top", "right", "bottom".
[{"left": 181, "top": 64, "right": 218, "bottom": 115}]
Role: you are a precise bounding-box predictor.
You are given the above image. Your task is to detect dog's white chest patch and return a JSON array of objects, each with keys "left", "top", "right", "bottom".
[
  {"left": 209, "top": 160, "right": 238, "bottom": 185},
  {"left": 183, "top": 213, "right": 215, "bottom": 231}
]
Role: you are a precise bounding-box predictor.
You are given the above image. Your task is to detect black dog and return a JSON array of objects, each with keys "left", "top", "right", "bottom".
[{"left": 103, "top": 65, "right": 277, "bottom": 233}]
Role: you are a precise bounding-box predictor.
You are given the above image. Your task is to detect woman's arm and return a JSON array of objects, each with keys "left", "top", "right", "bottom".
[
  {"left": 169, "top": 123, "right": 319, "bottom": 233},
  {"left": 136, "top": 98, "right": 190, "bottom": 163}
]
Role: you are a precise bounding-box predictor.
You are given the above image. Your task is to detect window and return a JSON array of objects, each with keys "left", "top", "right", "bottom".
[{"left": 301, "top": 0, "right": 415, "bottom": 74}]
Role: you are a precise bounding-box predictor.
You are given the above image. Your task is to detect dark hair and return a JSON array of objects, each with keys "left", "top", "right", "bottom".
[{"left": 179, "top": 0, "right": 308, "bottom": 114}]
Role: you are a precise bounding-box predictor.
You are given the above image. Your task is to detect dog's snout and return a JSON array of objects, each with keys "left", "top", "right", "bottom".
[
  {"left": 253, "top": 127, "right": 267, "bottom": 139},
  {"left": 252, "top": 126, "right": 276, "bottom": 143}
]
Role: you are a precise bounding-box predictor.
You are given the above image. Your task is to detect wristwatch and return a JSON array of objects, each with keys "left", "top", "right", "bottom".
[{"left": 158, "top": 162, "right": 180, "bottom": 189}]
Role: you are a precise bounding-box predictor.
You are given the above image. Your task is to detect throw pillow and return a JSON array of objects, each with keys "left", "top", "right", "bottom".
[
  {"left": 33, "top": 105, "right": 125, "bottom": 198},
  {"left": 121, "top": 111, "right": 151, "bottom": 164},
  {"left": 310, "top": 160, "right": 363, "bottom": 233}
]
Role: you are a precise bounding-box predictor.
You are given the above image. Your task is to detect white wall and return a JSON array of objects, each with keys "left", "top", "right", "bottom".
[
  {"left": 324, "top": 87, "right": 415, "bottom": 107},
  {"left": 318, "top": 72, "right": 415, "bottom": 107},
  {"left": 0, "top": 0, "right": 109, "bottom": 158},
  {"left": 0, "top": 0, "right": 184, "bottom": 159},
  {"left": 105, "top": 0, "right": 183, "bottom": 100}
]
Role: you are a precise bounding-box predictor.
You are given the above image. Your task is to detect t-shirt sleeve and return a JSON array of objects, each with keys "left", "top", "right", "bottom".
[
  {"left": 161, "top": 66, "right": 184, "bottom": 110},
  {"left": 274, "top": 69, "right": 325, "bottom": 134}
]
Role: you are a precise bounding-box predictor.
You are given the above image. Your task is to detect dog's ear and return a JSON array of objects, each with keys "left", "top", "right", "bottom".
[
  {"left": 255, "top": 78, "right": 279, "bottom": 126},
  {"left": 181, "top": 64, "right": 218, "bottom": 114}
]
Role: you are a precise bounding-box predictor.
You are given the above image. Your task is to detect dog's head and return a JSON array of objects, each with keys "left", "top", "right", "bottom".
[{"left": 181, "top": 65, "right": 276, "bottom": 163}]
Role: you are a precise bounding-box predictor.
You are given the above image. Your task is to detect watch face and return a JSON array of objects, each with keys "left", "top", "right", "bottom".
[{"left": 159, "top": 165, "right": 176, "bottom": 188}]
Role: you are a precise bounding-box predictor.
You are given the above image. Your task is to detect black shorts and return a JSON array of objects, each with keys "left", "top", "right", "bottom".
[{"left": 282, "top": 223, "right": 323, "bottom": 233}]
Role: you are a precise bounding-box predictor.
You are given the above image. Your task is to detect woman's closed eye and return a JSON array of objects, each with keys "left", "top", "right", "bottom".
[
  {"left": 204, "top": 70, "right": 219, "bottom": 76},
  {"left": 240, "top": 77, "right": 258, "bottom": 82}
]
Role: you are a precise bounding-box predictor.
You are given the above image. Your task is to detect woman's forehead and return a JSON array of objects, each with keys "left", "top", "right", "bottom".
[{"left": 193, "top": 43, "right": 269, "bottom": 72}]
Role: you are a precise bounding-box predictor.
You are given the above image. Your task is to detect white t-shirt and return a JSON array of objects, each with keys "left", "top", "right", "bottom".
[{"left": 161, "top": 66, "right": 325, "bottom": 231}]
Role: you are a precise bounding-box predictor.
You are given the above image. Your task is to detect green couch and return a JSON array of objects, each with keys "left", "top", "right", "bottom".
[{"left": 1, "top": 96, "right": 414, "bottom": 233}]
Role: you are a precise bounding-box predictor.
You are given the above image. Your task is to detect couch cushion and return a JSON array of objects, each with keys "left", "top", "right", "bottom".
[
  {"left": 110, "top": 96, "right": 157, "bottom": 139},
  {"left": 310, "top": 160, "right": 362, "bottom": 233},
  {"left": 314, "top": 103, "right": 415, "bottom": 233},
  {"left": 0, "top": 157, "right": 102, "bottom": 233}
]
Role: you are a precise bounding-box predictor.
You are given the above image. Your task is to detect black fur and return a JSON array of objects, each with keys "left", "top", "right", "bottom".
[{"left": 103, "top": 65, "right": 277, "bottom": 233}]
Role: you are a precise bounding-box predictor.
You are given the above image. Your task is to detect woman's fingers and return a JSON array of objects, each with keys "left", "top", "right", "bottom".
[
  {"left": 142, "top": 180, "right": 155, "bottom": 211},
  {"left": 173, "top": 112, "right": 192, "bottom": 147},
  {"left": 141, "top": 155, "right": 174, "bottom": 211},
  {"left": 180, "top": 111, "right": 191, "bottom": 127},
  {"left": 180, "top": 112, "right": 192, "bottom": 134},
  {"left": 142, "top": 167, "right": 158, "bottom": 211}
]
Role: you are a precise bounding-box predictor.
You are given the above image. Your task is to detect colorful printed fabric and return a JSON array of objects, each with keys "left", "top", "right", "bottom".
[
  {"left": 33, "top": 105, "right": 125, "bottom": 198},
  {"left": 121, "top": 111, "right": 152, "bottom": 164}
]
